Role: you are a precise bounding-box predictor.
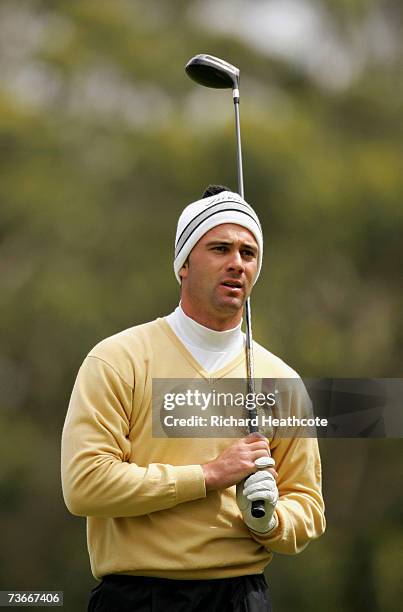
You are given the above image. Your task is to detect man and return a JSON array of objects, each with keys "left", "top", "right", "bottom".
[{"left": 61, "top": 185, "right": 325, "bottom": 611}]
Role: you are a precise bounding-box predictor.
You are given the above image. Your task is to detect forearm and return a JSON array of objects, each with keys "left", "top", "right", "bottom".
[
  {"left": 248, "top": 436, "right": 326, "bottom": 554},
  {"left": 249, "top": 491, "right": 326, "bottom": 554},
  {"left": 62, "top": 451, "right": 206, "bottom": 518}
]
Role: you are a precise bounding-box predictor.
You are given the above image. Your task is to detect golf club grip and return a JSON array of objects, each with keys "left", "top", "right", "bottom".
[
  {"left": 248, "top": 417, "right": 267, "bottom": 518},
  {"left": 250, "top": 455, "right": 276, "bottom": 519},
  {"left": 251, "top": 499, "right": 265, "bottom": 518}
]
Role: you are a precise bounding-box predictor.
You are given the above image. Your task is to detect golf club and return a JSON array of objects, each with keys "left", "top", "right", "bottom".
[{"left": 185, "top": 54, "right": 271, "bottom": 518}]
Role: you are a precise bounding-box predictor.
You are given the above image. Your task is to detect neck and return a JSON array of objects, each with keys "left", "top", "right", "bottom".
[{"left": 180, "top": 301, "right": 242, "bottom": 332}]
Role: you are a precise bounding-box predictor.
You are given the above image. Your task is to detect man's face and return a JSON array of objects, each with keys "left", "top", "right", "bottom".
[{"left": 179, "top": 223, "right": 259, "bottom": 327}]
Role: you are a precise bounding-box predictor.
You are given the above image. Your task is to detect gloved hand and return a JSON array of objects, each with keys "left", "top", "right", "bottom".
[{"left": 236, "top": 459, "right": 279, "bottom": 534}]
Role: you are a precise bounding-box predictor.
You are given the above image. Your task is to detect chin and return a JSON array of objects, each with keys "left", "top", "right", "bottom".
[{"left": 217, "top": 297, "right": 244, "bottom": 313}]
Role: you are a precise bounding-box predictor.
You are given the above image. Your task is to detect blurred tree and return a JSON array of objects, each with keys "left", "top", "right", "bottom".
[{"left": 0, "top": 0, "right": 402, "bottom": 609}]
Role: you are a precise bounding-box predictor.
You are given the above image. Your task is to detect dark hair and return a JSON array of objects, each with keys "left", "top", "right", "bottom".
[{"left": 202, "top": 184, "right": 232, "bottom": 198}]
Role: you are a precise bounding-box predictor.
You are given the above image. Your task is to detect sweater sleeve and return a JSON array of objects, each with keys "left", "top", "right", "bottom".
[
  {"left": 249, "top": 436, "right": 326, "bottom": 554},
  {"left": 61, "top": 355, "right": 206, "bottom": 518},
  {"left": 249, "top": 380, "right": 326, "bottom": 554}
]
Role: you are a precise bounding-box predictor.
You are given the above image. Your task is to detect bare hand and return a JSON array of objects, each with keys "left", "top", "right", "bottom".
[{"left": 202, "top": 433, "right": 277, "bottom": 492}]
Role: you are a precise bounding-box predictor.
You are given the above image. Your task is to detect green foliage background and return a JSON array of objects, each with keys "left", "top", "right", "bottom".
[{"left": 0, "top": 1, "right": 402, "bottom": 610}]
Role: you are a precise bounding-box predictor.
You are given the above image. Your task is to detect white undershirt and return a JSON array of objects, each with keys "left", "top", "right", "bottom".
[{"left": 165, "top": 304, "right": 245, "bottom": 373}]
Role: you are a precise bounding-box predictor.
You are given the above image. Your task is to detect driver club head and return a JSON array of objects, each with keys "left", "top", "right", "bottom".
[{"left": 185, "top": 54, "right": 239, "bottom": 89}]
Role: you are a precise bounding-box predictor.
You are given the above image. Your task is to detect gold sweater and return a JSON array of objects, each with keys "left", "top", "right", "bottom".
[{"left": 61, "top": 318, "right": 325, "bottom": 579}]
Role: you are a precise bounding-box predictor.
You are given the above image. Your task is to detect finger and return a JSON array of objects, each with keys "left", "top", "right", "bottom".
[
  {"left": 244, "top": 470, "right": 276, "bottom": 487},
  {"left": 247, "top": 490, "right": 278, "bottom": 503},
  {"left": 243, "top": 485, "right": 278, "bottom": 499},
  {"left": 244, "top": 433, "right": 268, "bottom": 444},
  {"left": 244, "top": 480, "right": 277, "bottom": 495},
  {"left": 247, "top": 441, "right": 270, "bottom": 453},
  {"left": 245, "top": 440, "right": 270, "bottom": 453},
  {"left": 250, "top": 449, "right": 272, "bottom": 463},
  {"left": 246, "top": 439, "right": 270, "bottom": 451}
]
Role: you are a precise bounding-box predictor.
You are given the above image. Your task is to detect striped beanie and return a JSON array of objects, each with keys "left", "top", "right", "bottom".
[{"left": 174, "top": 190, "right": 263, "bottom": 284}]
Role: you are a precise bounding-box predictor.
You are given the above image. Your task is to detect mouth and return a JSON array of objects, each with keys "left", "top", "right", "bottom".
[{"left": 220, "top": 280, "right": 244, "bottom": 291}]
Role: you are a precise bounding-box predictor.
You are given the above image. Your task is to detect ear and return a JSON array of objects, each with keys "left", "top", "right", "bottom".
[
  {"left": 179, "top": 257, "right": 189, "bottom": 279},
  {"left": 179, "top": 259, "right": 189, "bottom": 280}
]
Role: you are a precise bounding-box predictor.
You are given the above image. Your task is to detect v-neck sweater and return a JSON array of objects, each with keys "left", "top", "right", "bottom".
[{"left": 62, "top": 318, "right": 325, "bottom": 580}]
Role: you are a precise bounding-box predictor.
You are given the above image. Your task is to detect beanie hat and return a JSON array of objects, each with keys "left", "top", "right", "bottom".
[{"left": 174, "top": 191, "right": 263, "bottom": 284}]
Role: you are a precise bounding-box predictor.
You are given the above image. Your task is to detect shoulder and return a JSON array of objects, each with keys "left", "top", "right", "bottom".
[
  {"left": 90, "top": 319, "right": 161, "bottom": 357},
  {"left": 84, "top": 319, "right": 164, "bottom": 385},
  {"left": 252, "top": 340, "right": 300, "bottom": 379}
]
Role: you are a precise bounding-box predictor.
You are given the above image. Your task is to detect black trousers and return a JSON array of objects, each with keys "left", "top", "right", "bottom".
[{"left": 88, "top": 573, "right": 272, "bottom": 612}]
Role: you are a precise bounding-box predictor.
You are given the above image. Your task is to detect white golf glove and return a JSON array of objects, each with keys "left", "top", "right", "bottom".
[{"left": 236, "top": 457, "right": 279, "bottom": 534}]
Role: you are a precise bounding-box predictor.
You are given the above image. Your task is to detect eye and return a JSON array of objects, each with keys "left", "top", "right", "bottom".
[{"left": 213, "top": 245, "right": 227, "bottom": 252}]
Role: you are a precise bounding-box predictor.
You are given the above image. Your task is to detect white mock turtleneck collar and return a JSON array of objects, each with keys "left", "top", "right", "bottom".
[{"left": 165, "top": 304, "right": 245, "bottom": 372}]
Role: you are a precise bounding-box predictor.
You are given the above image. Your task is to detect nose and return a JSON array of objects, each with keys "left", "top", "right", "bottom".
[{"left": 227, "top": 249, "right": 245, "bottom": 273}]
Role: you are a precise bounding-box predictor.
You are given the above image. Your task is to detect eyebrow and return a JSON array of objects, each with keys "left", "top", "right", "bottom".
[{"left": 206, "top": 239, "right": 258, "bottom": 254}]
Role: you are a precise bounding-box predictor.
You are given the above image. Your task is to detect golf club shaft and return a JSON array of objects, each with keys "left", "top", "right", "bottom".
[
  {"left": 233, "top": 91, "right": 256, "bottom": 416},
  {"left": 233, "top": 92, "right": 244, "bottom": 200},
  {"left": 233, "top": 90, "right": 265, "bottom": 518}
]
